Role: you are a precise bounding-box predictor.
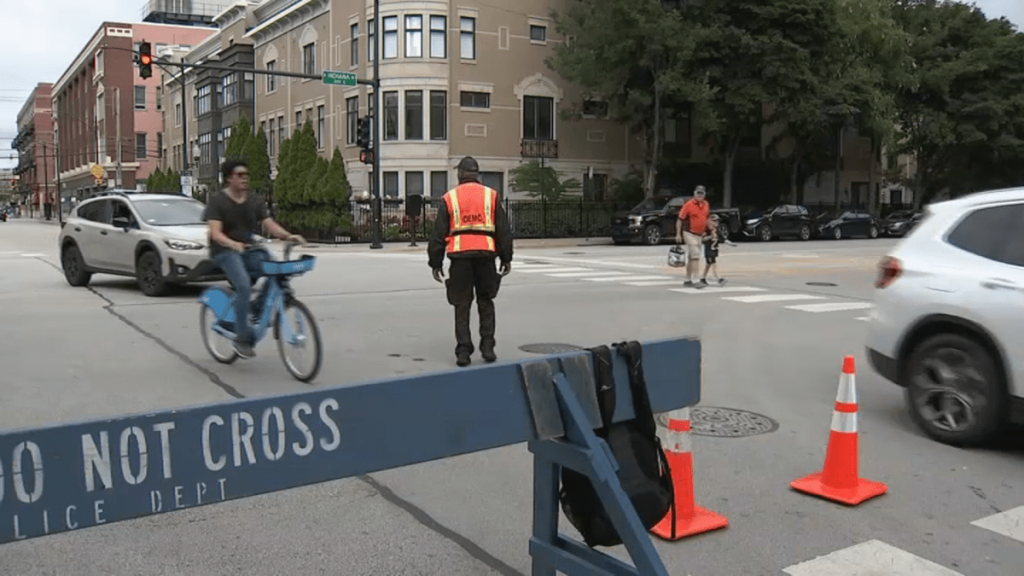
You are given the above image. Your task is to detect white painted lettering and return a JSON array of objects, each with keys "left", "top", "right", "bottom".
[
  {"left": 12, "top": 441, "right": 44, "bottom": 503},
  {"left": 196, "top": 482, "right": 207, "bottom": 505},
  {"left": 291, "top": 403, "right": 314, "bottom": 456},
  {"left": 319, "top": 399, "right": 341, "bottom": 451},
  {"left": 231, "top": 412, "right": 256, "bottom": 467},
  {"left": 151, "top": 490, "right": 163, "bottom": 513},
  {"left": 152, "top": 422, "right": 175, "bottom": 479},
  {"left": 94, "top": 500, "right": 106, "bottom": 524},
  {"left": 42, "top": 510, "right": 49, "bottom": 535},
  {"left": 65, "top": 505, "right": 77, "bottom": 530},
  {"left": 174, "top": 486, "right": 185, "bottom": 509},
  {"left": 13, "top": 515, "right": 25, "bottom": 540},
  {"left": 202, "top": 415, "right": 226, "bottom": 471},
  {"left": 218, "top": 478, "right": 227, "bottom": 500},
  {"left": 82, "top": 431, "right": 112, "bottom": 492},
  {"left": 261, "top": 407, "right": 286, "bottom": 461},
  {"left": 119, "top": 427, "right": 148, "bottom": 485}
]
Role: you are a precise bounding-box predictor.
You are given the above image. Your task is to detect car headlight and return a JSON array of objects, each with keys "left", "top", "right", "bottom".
[
  {"left": 164, "top": 239, "right": 204, "bottom": 251},
  {"left": 628, "top": 215, "right": 643, "bottom": 225}
]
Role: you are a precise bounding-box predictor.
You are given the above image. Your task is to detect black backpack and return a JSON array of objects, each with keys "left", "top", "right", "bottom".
[{"left": 558, "top": 341, "right": 675, "bottom": 548}]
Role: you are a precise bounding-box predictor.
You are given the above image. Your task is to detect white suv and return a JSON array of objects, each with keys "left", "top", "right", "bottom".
[
  {"left": 866, "top": 187, "right": 1024, "bottom": 447},
  {"left": 58, "top": 191, "right": 223, "bottom": 296}
]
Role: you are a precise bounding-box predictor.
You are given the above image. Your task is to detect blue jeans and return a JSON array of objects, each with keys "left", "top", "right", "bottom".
[{"left": 213, "top": 248, "right": 271, "bottom": 345}]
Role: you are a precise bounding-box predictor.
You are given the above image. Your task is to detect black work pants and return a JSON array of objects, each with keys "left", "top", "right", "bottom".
[{"left": 445, "top": 257, "right": 501, "bottom": 357}]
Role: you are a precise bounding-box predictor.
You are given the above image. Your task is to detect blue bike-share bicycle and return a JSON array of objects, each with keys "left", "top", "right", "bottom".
[{"left": 198, "top": 240, "right": 322, "bottom": 382}]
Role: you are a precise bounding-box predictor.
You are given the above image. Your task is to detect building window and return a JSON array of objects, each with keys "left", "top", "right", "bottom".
[
  {"left": 431, "top": 171, "right": 448, "bottom": 197},
  {"left": 196, "top": 85, "right": 212, "bottom": 115},
  {"left": 134, "top": 86, "right": 146, "bottom": 110},
  {"left": 278, "top": 115, "right": 285, "bottom": 148},
  {"left": 405, "top": 91, "right": 423, "bottom": 140},
  {"left": 296, "top": 110, "right": 302, "bottom": 131},
  {"left": 346, "top": 96, "right": 358, "bottom": 144},
  {"left": 523, "top": 96, "right": 554, "bottom": 140},
  {"left": 136, "top": 133, "right": 147, "bottom": 160},
  {"left": 460, "top": 91, "right": 489, "bottom": 108},
  {"left": 368, "top": 19, "right": 375, "bottom": 62},
  {"left": 405, "top": 15, "right": 422, "bottom": 57},
  {"left": 303, "top": 42, "right": 316, "bottom": 75},
  {"left": 268, "top": 118, "right": 276, "bottom": 156},
  {"left": 382, "top": 16, "right": 398, "bottom": 59},
  {"left": 175, "top": 102, "right": 182, "bottom": 126},
  {"left": 222, "top": 74, "right": 238, "bottom": 106},
  {"left": 157, "top": 132, "right": 163, "bottom": 159},
  {"left": 530, "top": 25, "right": 547, "bottom": 42},
  {"left": 460, "top": 17, "right": 475, "bottom": 59},
  {"left": 406, "top": 171, "right": 424, "bottom": 201},
  {"left": 430, "top": 16, "right": 446, "bottom": 58},
  {"left": 317, "top": 105, "right": 325, "bottom": 149},
  {"left": 481, "top": 172, "right": 504, "bottom": 196},
  {"left": 266, "top": 61, "right": 276, "bottom": 92},
  {"left": 430, "top": 90, "right": 446, "bottom": 140},
  {"left": 350, "top": 23, "right": 359, "bottom": 65},
  {"left": 199, "top": 133, "right": 212, "bottom": 165},
  {"left": 383, "top": 91, "right": 398, "bottom": 140},
  {"left": 383, "top": 171, "right": 399, "bottom": 197}
]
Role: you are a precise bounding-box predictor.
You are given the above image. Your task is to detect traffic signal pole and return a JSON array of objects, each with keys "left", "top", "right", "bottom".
[{"left": 369, "top": 0, "right": 383, "bottom": 249}]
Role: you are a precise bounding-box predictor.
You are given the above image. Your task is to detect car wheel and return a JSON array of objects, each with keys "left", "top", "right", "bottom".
[
  {"left": 643, "top": 224, "right": 662, "bottom": 245},
  {"left": 799, "top": 224, "right": 811, "bottom": 241},
  {"left": 61, "top": 244, "right": 92, "bottom": 287},
  {"left": 136, "top": 250, "right": 171, "bottom": 297},
  {"left": 832, "top": 226, "right": 842, "bottom": 240},
  {"left": 869, "top": 225, "right": 879, "bottom": 239},
  {"left": 759, "top": 225, "right": 772, "bottom": 242},
  {"left": 904, "top": 333, "right": 1007, "bottom": 447}
]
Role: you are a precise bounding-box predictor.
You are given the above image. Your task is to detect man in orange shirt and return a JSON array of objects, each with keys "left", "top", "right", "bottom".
[{"left": 674, "top": 185, "right": 711, "bottom": 287}]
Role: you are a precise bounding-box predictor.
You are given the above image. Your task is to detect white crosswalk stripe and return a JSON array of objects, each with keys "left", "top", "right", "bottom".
[
  {"left": 970, "top": 506, "right": 1024, "bottom": 543},
  {"left": 785, "top": 302, "right": 875, "bottom": 313},
  {"left": 518, "top": 266, "right": 591, "bottom": 274},
  {"left": 584, "top": 275, "right": 669, "bottom": 282},
  {"left": 724, "top": 293, "right": 826, "bottom": 303},
  {"left": 782, "top": 539, "right": 964, "bottom": 576},
  {"left": 856, "top": 316, "right": 871, "bottom": 321},
  {"left": 669, "top": 286, "right": 766, "bottom": 295},
  {"left": 546, "top": 271, "right": 631, "bottom": 278},
  {"left": 624, "top": 280, "right": 699, "bottom": 286}
]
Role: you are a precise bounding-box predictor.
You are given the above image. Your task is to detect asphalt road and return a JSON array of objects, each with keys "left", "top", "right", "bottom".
[{"left": 0, "top": 219, "right": 1022, "bottom": 575}]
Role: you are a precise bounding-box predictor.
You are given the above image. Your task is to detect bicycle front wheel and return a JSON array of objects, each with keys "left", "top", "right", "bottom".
[
  {"left": 276, "top": 298, "right": 322, "bottom": 382},
  {"left": 200, "top": 305, "right": 238, "bottom": 364}
]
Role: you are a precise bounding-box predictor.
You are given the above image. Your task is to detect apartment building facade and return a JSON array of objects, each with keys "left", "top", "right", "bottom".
[{"left": 12, "top": 83, "right": 54, "bottom": 214}]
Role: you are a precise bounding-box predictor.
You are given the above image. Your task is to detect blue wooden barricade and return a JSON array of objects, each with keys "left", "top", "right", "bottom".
[{"left": 0, "top": 336, "right": 701, "bottom": 575}]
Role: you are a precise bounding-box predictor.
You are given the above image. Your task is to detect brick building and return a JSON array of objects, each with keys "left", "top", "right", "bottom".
[{"left": 12, "top": 83, "right": 54, "bottom": 216}]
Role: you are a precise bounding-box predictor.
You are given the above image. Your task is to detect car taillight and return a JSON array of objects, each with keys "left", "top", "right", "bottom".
[{"left": 876, "top": 256, "right": 901, "bottom": 288}]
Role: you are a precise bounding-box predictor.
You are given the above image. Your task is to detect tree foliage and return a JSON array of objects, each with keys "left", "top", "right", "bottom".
[
  {"left": 273, "top": 120, "right": 352, "bottom": 231},
  {"left": 223, "top": 115, "right": 271, "bottom": 195},
  {"left": 509, "top": 160, "right": 582, "bottom": 202},
  {"left": 144, "top": 168, "right": 182, "bottom": 194}
]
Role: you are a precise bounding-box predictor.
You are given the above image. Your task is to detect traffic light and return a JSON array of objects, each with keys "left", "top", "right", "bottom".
[
  {"left": 356, "top": 116, "right": 371, "bottom": 149},
  {"left": 138, "top": 41, "right": 152, "bottom": 79},
  {"left": 359, "top": 149, "right": 374, "bottom": 164}
]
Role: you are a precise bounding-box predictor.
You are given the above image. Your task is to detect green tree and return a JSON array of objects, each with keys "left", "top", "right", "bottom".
[
  {"left": 273, "top": 120, "right": 352, "bottom": 231},
  {"left": 509, "top": 160, "right": 581, "bottom": 202},
  {"left": 223, "top": 116, "right": 271, "bottom": 195}
]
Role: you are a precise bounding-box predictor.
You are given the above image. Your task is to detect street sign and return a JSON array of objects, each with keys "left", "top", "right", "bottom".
[
  {"left": 90, "top": 165, "right": 104, "bottom": 180},
  {"left": 322, "top": 70, "right": 357, "bottom": 87},
  {"left": 181, "top": 175, "right": 194, "bottom": 187}
]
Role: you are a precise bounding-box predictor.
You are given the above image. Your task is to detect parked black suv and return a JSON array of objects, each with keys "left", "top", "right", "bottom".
[
  {"left": 741, "top": 204, "right": 815, "bottom": 241},
  {"left": 611, "top": 195, "right": 742, "bottom": 245}
]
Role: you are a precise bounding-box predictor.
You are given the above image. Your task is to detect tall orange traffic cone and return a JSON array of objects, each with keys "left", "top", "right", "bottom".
[
  {"left": 790, "top": 355, "right": 888, "bottom": 506},
  {"left": 650, "top": 407, "right": 729, "bottom": 540}
]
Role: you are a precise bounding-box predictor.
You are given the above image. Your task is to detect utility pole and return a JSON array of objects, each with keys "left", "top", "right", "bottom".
[
  {"left": 180, "top": 57, "right": 189, "bottom": 176},
  {"left": 368, "top": 0, "right": 383, "bottom": 249},
  {"left": 55, "top": 127, "right": 63, "bottom": 225},
  {"left": 42, "top": 143, "right": 50, "bottom": 220},
  {"left": 116, "top": 86, "right": 123, "bottom": 188}
]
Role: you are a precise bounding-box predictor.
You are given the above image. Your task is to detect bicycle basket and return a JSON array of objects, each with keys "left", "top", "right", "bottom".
[{"left": 261, "top": 254, "right": 316, "bottom": 276}]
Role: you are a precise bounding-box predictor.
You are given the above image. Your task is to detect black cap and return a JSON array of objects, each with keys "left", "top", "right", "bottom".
[{"left": 456, "top": 156, "right": 479, "bottom": 173}]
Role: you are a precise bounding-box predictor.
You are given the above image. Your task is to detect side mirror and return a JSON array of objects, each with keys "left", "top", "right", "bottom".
[{"left": 113, "top": 216, "right": 132, "bottom": 230}]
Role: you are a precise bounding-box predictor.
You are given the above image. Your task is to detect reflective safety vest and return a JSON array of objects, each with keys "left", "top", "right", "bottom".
[{"left": 444, "top": 182, "right": 498, "bottom": 254}]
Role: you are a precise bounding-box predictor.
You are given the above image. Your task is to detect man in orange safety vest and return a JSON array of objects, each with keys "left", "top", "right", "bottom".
[{"left": 428, "top": 157, "right": 513, "bottom": 367}]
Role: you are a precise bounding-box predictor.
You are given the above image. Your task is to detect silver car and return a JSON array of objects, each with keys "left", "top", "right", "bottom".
[
  {"left": 58, "top": 191, "right": 223, "bottom": 296},
  {"left": 866, "top": 187, "right": 1024, "bottom": 446}
]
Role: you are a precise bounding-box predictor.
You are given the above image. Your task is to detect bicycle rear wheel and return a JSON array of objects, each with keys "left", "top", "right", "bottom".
[
  {"left": 200, "top": 305, "right": 238, "bottom": 364},
  {"left": 276, "top": 298, "right": 322, "bottom": 382}
]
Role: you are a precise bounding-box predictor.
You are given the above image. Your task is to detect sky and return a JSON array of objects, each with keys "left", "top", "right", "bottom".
[{"left": 1, "top": 0, "right": 1022, "bottom": 170}]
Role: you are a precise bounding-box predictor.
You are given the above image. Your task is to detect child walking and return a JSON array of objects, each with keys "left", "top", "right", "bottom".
[{"left": 700, "top": 215, "right": 735, "bottom": 287}]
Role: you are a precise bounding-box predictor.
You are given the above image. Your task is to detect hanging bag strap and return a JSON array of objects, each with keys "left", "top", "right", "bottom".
[
  {"left": 615, "top": 340, "right": 658, "bottom": 438},
  {"left": 586, "top": 345, "right": 617, "bottom": 429}
]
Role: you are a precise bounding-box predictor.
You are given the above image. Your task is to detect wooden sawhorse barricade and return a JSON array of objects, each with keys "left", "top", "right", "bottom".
[{"left": 0, "top": 337, "right": 701, "bottom": 575}]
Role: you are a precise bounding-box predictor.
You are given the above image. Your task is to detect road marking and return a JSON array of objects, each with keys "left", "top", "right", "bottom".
[
  {"left": 584, "top": 275, "right": 669, "bottom": 282},
  {"left": 519, "top": 267, "right": 591, "bottom": 274},
  {"left": 669, "top": 286, "right": 767, "bottom": 295},
  {"left": 20, "top": 253, "right": 45, "bottom": 257},
  {"left": 971, "top": 506, "right": 1024, "bottom": 543},
  {"left": 723, "top": 293, "right": 826, "bottom": 303},
  {"left": 515, "top": 254, "right": 657, "bottom": 269},
  {"left": 856, "top": 316, "right": 871, "bottom": 321},
  {"left": 782, "top": 539, "right": 964, "bottom": 576},
  {"left": 547, "top": 271, "right": 631, "bottom": 278},
  {"left": 625, "top": 280, "right": 696, "bottom": 286},
  {"left": 785, "top": 302, "right": 875, "bottom": 313}
]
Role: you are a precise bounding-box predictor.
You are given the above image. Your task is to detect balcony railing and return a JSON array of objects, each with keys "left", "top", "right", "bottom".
[
  {"left": 140, "top": 0, "right": 232, "bottom": 22},
  {"left": 521, "top": 138, "right": 558, "bottom": 159}
]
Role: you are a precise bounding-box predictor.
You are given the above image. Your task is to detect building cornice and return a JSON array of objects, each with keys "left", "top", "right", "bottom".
[
  {"left": 213, "top": 1, "right": 251, "bottom": 26},
  {"left": 246, "top": 0, "right": 330, "bottom": 47},
  {"left": 53, "top": 23, "right": 129, "bottom": 96}
]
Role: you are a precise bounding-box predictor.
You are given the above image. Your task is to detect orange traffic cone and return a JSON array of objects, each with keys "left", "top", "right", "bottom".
[
  {"left": 790, "top": 355, "right": 888, "bottom": 506},
  {"left": 650, "top": 407, "right": 729, "bottom": 540}
]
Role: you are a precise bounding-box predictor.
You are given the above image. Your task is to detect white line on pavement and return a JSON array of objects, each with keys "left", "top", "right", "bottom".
[
  {"left": 785, "top": 302, "right": 875, "bottom": 313},
  {"left": 669, "top": 286, "right": 767, "bottom": 295},
  {"left": 515, "top": 254, "right": 657, "bottom": 269},
  {"left": 547, "top": 271, "right": 631, "bottom": 278},
  {"left": 723, "top": 293, "right": 826, "bottom": 303},
  {"left": 782, "top": 539, "right": 964, "bottom": 576},
  {"left": 584, "top": 275, "right": 669, "bottom": 282},
  {"left": 970, "top": 506, "right": 1024, "bottom": 543},
  {"left": 20, "top": 253, "right": 45, "bottom": 257},
  {"left": 518, "top": 267, "right": 591, "bottom": 274},
  {"left": 856, "top": 316, "right": 871, "bottom": 321}
]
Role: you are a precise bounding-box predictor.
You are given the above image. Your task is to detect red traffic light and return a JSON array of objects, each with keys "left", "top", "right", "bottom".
[
  {"left": 140, "top": 54, "right": 152, "bottom": 65},
  {"left": 359, "top": 150, "right": 374, "bottom": 164}
]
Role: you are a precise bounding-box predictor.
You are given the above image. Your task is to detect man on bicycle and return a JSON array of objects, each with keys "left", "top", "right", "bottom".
[{"left": 203, "top": 159, "right": 306, "bottom": 359}]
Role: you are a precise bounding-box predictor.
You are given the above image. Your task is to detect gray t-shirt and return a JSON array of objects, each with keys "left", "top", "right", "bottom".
[{"left": 202, "top": 189, "right": 269, "bottom": 256}]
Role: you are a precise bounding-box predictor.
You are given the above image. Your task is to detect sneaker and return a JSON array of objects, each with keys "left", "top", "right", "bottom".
[
  {"left": 699, "top": 278, "right": 709, "bottom": 286},
  {"left": 456, "top": 353, "right": 471, "bottom": 367},
  {"left": 718, "top": 278, "right": 727, "bottom": 286},
  {"left": 481, "top": 348, "right": 497, "bottom": 363},
  {"left": 234, "top": 341, "right": 256, "bottom": 359},
  {"left": 683, "top": 281, "right": 695, "bottom": 287}
]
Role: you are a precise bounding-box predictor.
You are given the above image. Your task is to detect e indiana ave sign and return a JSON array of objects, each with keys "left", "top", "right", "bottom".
[{"left": 322, "top": 70, "right": 357, "bottom": 86}]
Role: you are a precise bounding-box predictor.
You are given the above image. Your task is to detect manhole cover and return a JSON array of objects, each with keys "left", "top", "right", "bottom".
[
  {"left": 519, "top": 343, "right": 585, "bottom": 354},
  {"left": 806, "top": 281, "right": 837, "bottom": 287},
  {"left": 658, "top": 406, "right": 778, "bottom": 438}
]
